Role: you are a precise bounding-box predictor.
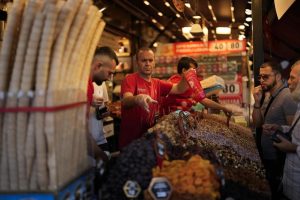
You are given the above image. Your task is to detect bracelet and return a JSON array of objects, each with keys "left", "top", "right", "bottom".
[{"left": 253, "top": 105, "right": 261, "bottom": 109}]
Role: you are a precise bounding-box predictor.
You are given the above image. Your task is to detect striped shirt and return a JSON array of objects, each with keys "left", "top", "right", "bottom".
[{"left": 282, "top": 103, "right": 300, "bottom": 200}]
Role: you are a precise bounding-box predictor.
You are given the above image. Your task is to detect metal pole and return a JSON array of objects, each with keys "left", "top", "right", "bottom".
[{"left": 252, "top": 0, "right": 264, "bottom": 86}]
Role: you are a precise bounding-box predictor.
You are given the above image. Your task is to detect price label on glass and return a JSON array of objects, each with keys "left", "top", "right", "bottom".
[
  {"left": 123, "top": 180, "right": 141, "bottom": 198},
  {"left": 148, "top": 177, "right": 172, "bottom": 200},
  {"left": 155, "top": 139, "right": 166, "bottom": 158}
]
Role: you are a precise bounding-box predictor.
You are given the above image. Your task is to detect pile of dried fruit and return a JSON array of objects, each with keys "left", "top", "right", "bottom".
[
  {"left": 152, "top": 155, "right": 220, "bottom": 200},
  {"left": 149, "top": 111, "right": 270, "bottom": 198},
  {"left": 100, "top": 137, "right": 157, "bottom": 200}
]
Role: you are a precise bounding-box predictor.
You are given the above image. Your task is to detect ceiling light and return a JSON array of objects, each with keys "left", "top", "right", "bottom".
[
  {"left": 232, "top": 18, "right": 235, "bottom": 22},
  {"left": 248, "top": 1, "right": 252, "bottom": 4},
  {"left": 185, "top": 3, "right": 191, "bottom": 8},
  {"left": 182, "top": 27, "right": 194, "bottom": 39},
  {"left": 165, "top": 2, "right": 170, "bottom": 7},
  {"left": 238, "top": 25, "right": 245, "bottom": 30},
  {"left": 208, "top": 5, "right": 212, "bottom": 10},
  {"left": 158, "top": 12, "right": 163, "bottom": 16},
  {"left": 238, "top": 35, "right": 245, "bottom": 40},
  {"left": 182, "top": 26, "right": 191, "bottom": 34},
  {"left": 151, "top": 19, "right": 157, "bottom": 23},
  {"left": 153, "top": 42, "right": 158, "bottom": 47},
  {"left": 246, "top": 17, "right": 252, "bottom": 22},
  {"left": 176, "top": 13, "right": 181, "bottom": 18},
  {"left": 172, "top": 35, "right": 176, "bottom": 39},
  {"left": 244, "top": 22, "right": 249, "bottom": 26},
  {"left": 193, "top": 15, "right": 201, "bottom": 19},
  {"left": 247, "top": 42, "right": 252, "bottom": 46},
  {"left": 216, "top": 27, "right": 231, "bottom": 34},
  {"left": 144, "top": 1, "right": 150, "bottom": 6},
  {"left": 231, "top": 6, "right": 234, "bottom": 11},
  {"left": 211, "top": 30, "right": 215, "bottom": 34},
  {"left": 213, "top": 16, "right": 217, "bottom": 21},
  {"left": 245, "top": 9, "right": 252, "bottom": 15},
  {"left": 160, "top": 26, "right": 164, "bottom": 30},
  {"left": 203, "top": 26, "right": 208, "bottom": 35},
  {"left": 99, "top": 7, "right": 106, "bottom": 12},
  {"left": 190, "top": 23, "right": 203, "bottom": 35}
]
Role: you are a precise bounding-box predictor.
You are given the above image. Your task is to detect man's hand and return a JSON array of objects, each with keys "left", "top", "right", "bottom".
[
  {"left": 273, "top": 135, "right": 297, "bottom": 153},
  {"left": 223, "top": 107, "right": 233, "bottom": 118},
  {"left": 253, "top": 86, "right": 263, "bottom": 105},
  {"left": 92, "top": 96, "right": 104, "bottom": 107},
  {"left": 262, "top": 124, "right": 280, "bottom": 135},
  {"left": 135, "top": 94, "right": 157, "bottom": 112}
]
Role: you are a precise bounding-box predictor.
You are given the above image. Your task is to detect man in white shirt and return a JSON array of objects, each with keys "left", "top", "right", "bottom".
[
  {"left": 89, "top": 82, "right": 110, "bottom": 150},
  {"left": 263, "top": 60, "right": 300, "bottom": 200}
]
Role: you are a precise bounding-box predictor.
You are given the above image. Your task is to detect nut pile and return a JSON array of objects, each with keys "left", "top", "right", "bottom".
[
  {"left": 152, "top": 155, "right": 220, "bottom": 200},
  {"left": 149, "top": 111, "right": 270, "bottom": 198},
  {"left": 100, "top": 137, "right": 156, "bottom": 200}
]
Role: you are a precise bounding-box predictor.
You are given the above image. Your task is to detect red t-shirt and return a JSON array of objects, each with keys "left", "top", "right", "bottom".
[
  {"left": 162, "top": 74, "right": 205, "bottom": 114},
  {"left": 119, "top": 73, "right": 173, "bottom": 149},
  {"left": 87, "top": 78, "right": 94, "bottom": 106}
]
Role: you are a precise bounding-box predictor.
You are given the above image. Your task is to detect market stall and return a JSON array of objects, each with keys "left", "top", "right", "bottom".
[{"left": 100, "top": 111, "right": 270, "bottom": 200}]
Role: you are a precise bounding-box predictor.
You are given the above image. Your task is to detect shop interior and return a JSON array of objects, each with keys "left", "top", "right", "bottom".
[{"left": 0, "top": 0, "right": 300, "bottom": 200}]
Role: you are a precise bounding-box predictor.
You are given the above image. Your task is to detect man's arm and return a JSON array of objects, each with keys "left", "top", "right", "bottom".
[
  {"left": 86, "top": 133, "right": 108, "bottom": 162},
  {"left": 273, "top": 135, "right": 297, "bottom": 153},
  {"left": 252, "top": 105, "right": 264, "bottom": 127},
  {"left": 122, "top": 92, "right": 157, "bottom": 112},
  {"left": 169, "top": 74, "right": 190, "bottom": 94},
  {"left": 252, "top": 86, "right": 264, "bottom": 127},
  {"left": 200, "top": 98, "right": 232, "bottom": 116}
]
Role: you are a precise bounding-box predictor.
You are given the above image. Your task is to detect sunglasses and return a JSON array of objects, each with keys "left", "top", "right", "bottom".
[{"left": 258, "top": 73, "right": 276, "bottom": 81}]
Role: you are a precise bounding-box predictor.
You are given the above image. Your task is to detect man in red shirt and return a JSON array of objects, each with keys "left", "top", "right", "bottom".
[
  {"left": 119, "top": 48, "right": 191, "bottom": 149},
  {"left": 164, "top": 57, "right": 232, "bottom": 115}
]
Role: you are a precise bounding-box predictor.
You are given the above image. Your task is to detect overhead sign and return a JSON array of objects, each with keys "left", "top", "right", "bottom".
[{"left": 156, "top": 40, "right": 246, "bottom": 56}]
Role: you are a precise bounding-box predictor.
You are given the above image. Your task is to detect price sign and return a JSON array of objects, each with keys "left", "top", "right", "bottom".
[
  {"left": 209, "top": 42, "right": 227, "bottom": 52},
  {"left": 123, "top": 180, "right": 141, "bottom": 198},
  {"left": 209, "top": 40, "right": 246, "bottom": 53},
  {"left": 227, "top": 41, "right": 244, "bottom": 51},
  {"left": 155, "top": 139, "right": 166, "bottom": 158},
  {"left": 222, "top": 83, "right": 240, "bottom": 95},
  {"left": 148, "top": 177, "right": 172, "bottom": 200}
]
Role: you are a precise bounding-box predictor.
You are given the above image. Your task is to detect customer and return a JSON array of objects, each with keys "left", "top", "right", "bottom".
[
  {"left": 119, "top": 47, "right": 192, "bottom": 149},
  {"left": 89, "top": 82, "right": 110, "bottom": 151},
  {"left": 163, "top": 56, "right": 232, "bottom": 115},
  {"left": 264, "top": 60, "right": 300, "bottom": 200},
  {"left": 87, "top": 46, "right": 118, "bottom": 161},
  {"left": 252, "top": 61, "right": 297, "bottom": 199}
]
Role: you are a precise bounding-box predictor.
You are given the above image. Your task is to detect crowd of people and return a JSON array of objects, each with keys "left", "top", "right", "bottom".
[{"left": 87, "top": 45, "right": 300, "bottom": 200}]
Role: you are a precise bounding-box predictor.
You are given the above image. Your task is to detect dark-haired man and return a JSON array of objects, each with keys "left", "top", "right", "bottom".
[
  {"left": 87, "top": 46, "right": 119, "bottom": 161},
  {"left": 163, "top": 56, "right": 232, "bottom": 115},
  {"left": 252, "top": 61, "right": 297, "bottom": 199}
]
